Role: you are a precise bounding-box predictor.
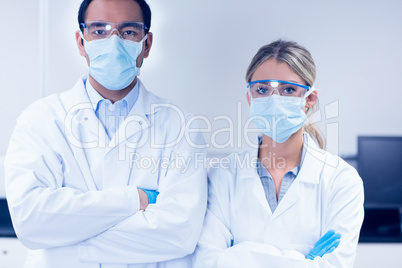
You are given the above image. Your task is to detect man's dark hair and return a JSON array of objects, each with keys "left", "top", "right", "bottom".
[{"left": 78, "top": 0, "right": 151, "bottom": 33}]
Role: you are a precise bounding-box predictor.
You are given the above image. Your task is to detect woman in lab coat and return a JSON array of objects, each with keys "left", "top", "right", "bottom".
[{"left": 193, "top": 40, "right": 364, "bottom": 267}]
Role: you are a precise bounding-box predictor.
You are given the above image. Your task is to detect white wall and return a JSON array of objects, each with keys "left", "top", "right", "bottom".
[
  {"left": 0, "top": 0, "right": 42, "bottom": 155},
  {"left": 1, "top": 0, "right": 402, "bottom": 193}
]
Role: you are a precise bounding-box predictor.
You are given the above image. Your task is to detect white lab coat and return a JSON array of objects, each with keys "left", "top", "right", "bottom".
[
  {"left": 193, "top": 135, "right": 364, "bottom": 268},
  {"left": 5, "top": 76, "right": 207, "bottom": 268}
]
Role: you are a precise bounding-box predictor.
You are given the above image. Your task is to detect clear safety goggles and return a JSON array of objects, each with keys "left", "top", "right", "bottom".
[
  {"left": 247, "top": 79, "right": 311, "bottom": 101},
  {"left": 80, "top": 21, "right": 148, "bottom": 42}
]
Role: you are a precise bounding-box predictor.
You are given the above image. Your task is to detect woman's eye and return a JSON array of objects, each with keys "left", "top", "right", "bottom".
[
  {"left": 283, "top": 87, "right": 296, "bottom": 94},
  {"left": 257, "top": 87, "right": 268, "bottom": 94}
]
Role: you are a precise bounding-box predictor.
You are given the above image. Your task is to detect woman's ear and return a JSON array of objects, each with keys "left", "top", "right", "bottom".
[
  {"left": 305, "top": 89, "right": 318, "bottom": 109},
  {"left": 246, "top": 92, "right": 251, "bottom": 106}
]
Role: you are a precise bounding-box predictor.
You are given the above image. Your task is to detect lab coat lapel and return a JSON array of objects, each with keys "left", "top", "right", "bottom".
[
  {"left": 103, "top": 81, "right": 164, "bottom": 189},
  {"left": 109, "top": 81, "right": 158, "bottom": 149},
  {"left": 246, "top": 172, "right": 273, "bottom": 241},
  {"left": 77, "top": 107, "right": 109, "bottom": 146},
  {"left": 244, "top": 136, "right": 300, "bottom": 220},
  {"left": 247, "top": 147, "right": 273, "bottom": 217},
  {"left": 251, "top": 175, "right": 273, "bottom": 216},
  {"left": 298, "top": 134, "right": 326, "bottom": 185},
  {"left": 268, "top": 134, "right": 323, "bottom": 222},
  {"left": 236, "top": 149, "right": 272, "bottom": 241},
  {"left": 63, "top": 76, "right": 108, "bottom": 146},
  {"left": 269, "top": 179, "right": 301, "bottom": 221},
  {"left": 61, "top": 76, "right": 109, "bottom": 191}
]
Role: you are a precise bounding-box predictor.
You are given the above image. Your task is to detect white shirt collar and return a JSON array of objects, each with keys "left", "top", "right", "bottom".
[{"left": 85, "top": 78, "right": 140, "bottom": 113}]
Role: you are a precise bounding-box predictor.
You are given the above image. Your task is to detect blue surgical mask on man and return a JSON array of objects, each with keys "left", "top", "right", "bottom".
[
  {"left": 249, "top": 90, "right": 313, "bottom": 143},
  {"left": 84, "top": 34, "right": 147, "bottom": 90}
]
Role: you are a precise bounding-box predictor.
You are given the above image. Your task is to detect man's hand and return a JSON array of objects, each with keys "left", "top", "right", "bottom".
[
  {"left": 138, "top": 189, "right": 159, "bottom": 210},
  {"left": 306, "top": 230, "right": 341, "bottom": 260}
]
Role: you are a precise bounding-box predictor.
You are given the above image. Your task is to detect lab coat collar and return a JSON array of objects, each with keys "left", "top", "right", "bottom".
[
  {"left": 242, "top": 133, "right": 327, "bottom": 221},
  {"left": 126, "top": 79, "right": 164, "bottom": 117},
  {"left": 108, "top": 79, "right": 168, "bottom": 148},
  {"left": 62, "top": 75, "right": 166, "bottom": 148},
  {"left": 64, "top": 75, "right": 163, "bottom": 117},
  {"left": 64, "top": 75, "right": 93, "bottom": 117},
  {"left": 85, "top": 77, "right": 140, "bottom": 113},
  {"left": 271, "top": 136, "right": 326, "bottom": 220},
  {"left": 297, "top": 133, "right": 327, "bottom": 184},
  {"left": 243, "top": 133, "right": 326, "bottom": 185}
]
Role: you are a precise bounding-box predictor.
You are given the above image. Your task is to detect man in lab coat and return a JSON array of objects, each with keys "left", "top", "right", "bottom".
[{"left": 4, "top": 0, "right": 207, "bottom": 267}]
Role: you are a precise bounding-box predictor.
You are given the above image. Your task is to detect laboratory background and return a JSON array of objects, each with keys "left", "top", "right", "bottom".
[{"left": 1, "top": 0, "right": 402, "bottom": 267}]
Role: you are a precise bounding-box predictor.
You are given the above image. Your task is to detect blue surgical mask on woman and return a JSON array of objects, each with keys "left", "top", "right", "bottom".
[
  {"left": 84, "top": 34, "right": 147, "bottom": 90},
  {"left": 249, "top": 91, "right": 313, "bottom": 143}
]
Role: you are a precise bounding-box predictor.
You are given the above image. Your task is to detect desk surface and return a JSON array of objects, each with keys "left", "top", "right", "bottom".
[
  {"left": 0, "top": 239, "right": 401, "bottom": 268},
  {"left": 355, "top": 243, "right": 402, "bottom": 268}
]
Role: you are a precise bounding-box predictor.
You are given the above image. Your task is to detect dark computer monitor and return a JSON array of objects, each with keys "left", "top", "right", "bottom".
[
  {"left": 358, "top": 136, "right": 402, "bottom": 209},
  {"left": 0, "top": 198, "right": 16, "bottom": 237}
]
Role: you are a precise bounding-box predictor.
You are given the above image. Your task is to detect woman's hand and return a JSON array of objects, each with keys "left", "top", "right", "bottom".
[{"left": 306, "top": 230, "right": 341, "bottom": 260}]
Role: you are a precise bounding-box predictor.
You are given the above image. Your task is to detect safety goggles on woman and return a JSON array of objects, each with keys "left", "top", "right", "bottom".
[{"left": 248, "top": 80, "right": 311, "bottom": 100}]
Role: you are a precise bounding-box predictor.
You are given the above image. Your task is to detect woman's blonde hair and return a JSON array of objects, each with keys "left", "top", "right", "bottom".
[{"left": 245, "top": 39, "right": 325, "bottom": 149}]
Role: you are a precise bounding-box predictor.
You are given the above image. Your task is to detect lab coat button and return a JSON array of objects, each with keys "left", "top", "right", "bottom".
[{"left": 139, "top": 121, "right": 143, "bottom": 125}]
